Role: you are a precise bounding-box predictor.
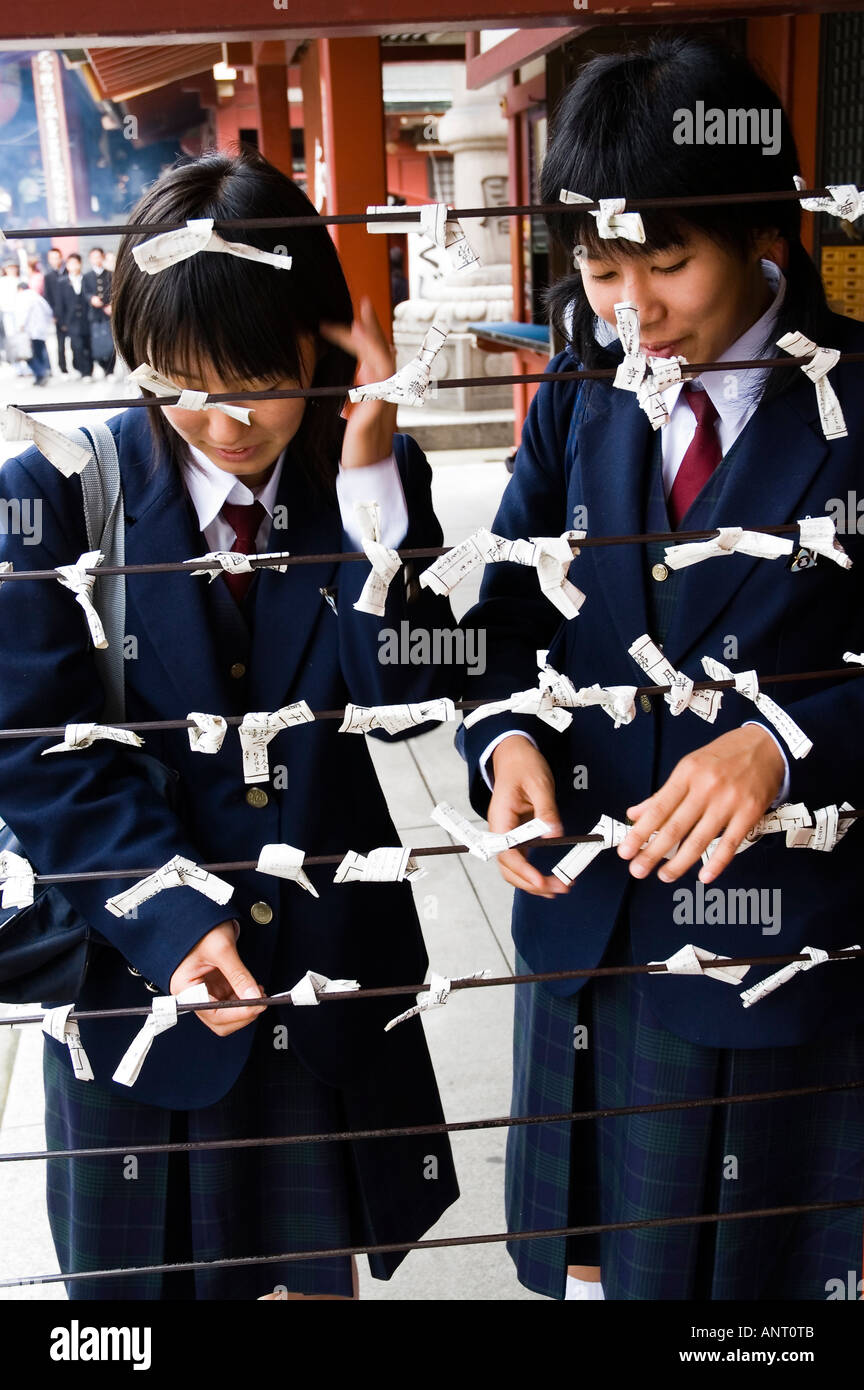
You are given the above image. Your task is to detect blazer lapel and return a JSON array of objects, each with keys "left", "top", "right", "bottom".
[
  {"left": 577, "top": 384, "right": 653, "bottom": 658},
  {"left": 245, "top": 457, "right": 342, "bottom": 709},
  {"left": 121, "top": 416, "right": 234, "bottom": 713},
  {"left": 661, "top": 382, "right": 829, "bottom": 666}
]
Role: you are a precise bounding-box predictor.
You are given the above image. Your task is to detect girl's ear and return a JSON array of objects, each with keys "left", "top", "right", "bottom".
[{"left": 754, "top": 226, "right": 786, "bottom": 269}]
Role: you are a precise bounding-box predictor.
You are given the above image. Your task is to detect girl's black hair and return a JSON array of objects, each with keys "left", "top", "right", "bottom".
[
  {"left": 111, "top": 146, "right": 356, "bottom": 499},
  {"left": 541, "top": 35, "right": 832, "bottom": 402}
]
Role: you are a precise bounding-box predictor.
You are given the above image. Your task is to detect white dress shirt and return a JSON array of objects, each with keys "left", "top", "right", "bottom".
[
  {"left": 479, "top": 260, "right": 791, "bottom": 802},
  {"left": 182, "top": 443, "right": 409, "bottom": 554}
]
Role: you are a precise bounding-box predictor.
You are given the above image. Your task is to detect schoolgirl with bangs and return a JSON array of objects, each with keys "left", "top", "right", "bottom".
[
  {"left": 0, "top": 147, "right": 460, "bottom": 1299},
  {"left": 459, "top": 36, "right": 864, "bottom": 1301}
]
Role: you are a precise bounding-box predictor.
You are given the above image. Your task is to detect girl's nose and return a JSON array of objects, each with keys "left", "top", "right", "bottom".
[{"left": 202, "top": 409, "right": 254, "bottom": 447}]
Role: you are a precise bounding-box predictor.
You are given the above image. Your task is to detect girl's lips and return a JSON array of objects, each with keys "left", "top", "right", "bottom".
[
  {"left": 643, "top": 340, "right": 682, "bottom": 357},
  {"left": 212, "top": 445, "right": 259, "bottom": 460}
]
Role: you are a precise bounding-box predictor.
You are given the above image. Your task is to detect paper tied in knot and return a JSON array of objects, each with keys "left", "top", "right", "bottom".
[
  {"left": 334, "top": 846, "right": 426, "bottom": 884},
  {"left": 793, "top": 175, "right": 864, "bottom": 223},
  {"left": 238, "top": 702, "right": 315, "bottom": 783},
  {"left": 569, "top": 682, "right": 638, "bottom": 729},
  {"left": 701, "top": 800, "right": 813, "bottom": 864},
  {"left": 525, "top": 531, "right": 587, "bottom": 619},
  {"left": 0, "top": 561, "right": 11, "bottom": 589},
  {"left": 664, "top": 526, "right": 794, "bottom": 571},
  {"left": 55, "top": 550, "right": 108, "bottom": 650},
  {"left": 796, "top": 515, "right": 852, "bottom": 569},
  {"left": 463, "top": 665, "right": 583, "bottom": 734},
  {"left": 366, "top": 203, "right": 480, "bottom": 271},
  {"left": 0, "top": 405, "right": 94, "bottom": 478},
  {"left": 785, "top": 801, "right": 855, "bottom": 852},
  {"left": 430, "top": 801, "right": 552, "bottom": 863},
  {"left": 559, "top": 190, "right": 646, "bottom": 244},
  {"left": 105, "top": 854, "right": 234, "bottom": 919},
  {"left": 275, "top": 970, "right": 361, "bottom": 1007},
  {"left": 649, "top": 944, "right": 751, "bottom": 986},
  {"left": 739, "top": 944, "right": 859, "bottom": 1010},
  {"left": 351, "top": 500, "right": 403, "bottom": 617},
  {"left": 0, "top": 849, "right": 35, "bottom": 909},
  {"left": 128, "top": 363, "right": 253, "bottom": 426},
  {"left": 551, "top": 814, "right": 628, "bottom": 886},
  {"left": 188, "top": 550, "right": 290, "bottom": 583},
  {"left": 384, "top": 969, "right": 492, "bottom": 1032},
  {"left": 339, "top": 697, "right": 456, "bottom": 736},
  {"left": 348, "top": 322, "right": 448, "bottom": 409},
  {"left": 41, "top": 723, "right": 145, "bottom": 755},
  {"left": 701, "top": 654, "right": 812, "bottom": 759},
  {"left": 187, "top": 711, "right": 228, "bottom": 755},
  {"left": 112, "top": 984, "right": 211, "bottom": 1087},
  {"left": 42, "top": 1003, "right": 94, "bottom": 1082},
  {"left": 256, "top": 843, "right": 319, "bottom": 898},
  {"left": 844, "top": 651, "right": 864, "bottom": 666},
  {"left": 611, "top": 302, "right": 687, "bottom": 429},
  {"left": 777, "top": 332, "right": 848, "bottom": 442},
  {"left": 132, "top": 217, "right": 293, "bottom": 275},
  {"left": 628, "top": 635, "right": 721, "bottom": 722}
]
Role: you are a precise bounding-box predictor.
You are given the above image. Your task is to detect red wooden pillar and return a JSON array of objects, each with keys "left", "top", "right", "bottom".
[
  {"left": 253, "top": 41, "right": 292, "bottom": 175},
  {"left": 314, "top": 37, "right": 390, "bottom": 331}
]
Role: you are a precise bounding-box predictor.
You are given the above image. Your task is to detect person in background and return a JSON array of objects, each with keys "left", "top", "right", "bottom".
[
  {"left": 13, "top": 279, "right": 53, "bottom": 385},
  {"left": 43, "top": 247, "right": 69, "bottom": 375},
  {"left": 0, "top": 262, "right": 28, "bottom": 375},
  {"left": 27, "top": 256, "right": 45, "bottom": 296},
  {"left": 82, "top": 246, "right": 115, "bottom": 379},
  {"left": 57, "top": 253, "right": 92, "bottom": 380}
]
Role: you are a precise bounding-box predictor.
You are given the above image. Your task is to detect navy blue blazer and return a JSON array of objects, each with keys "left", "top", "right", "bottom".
[
  {"left": 459, "top": 310, "right": 864, "bottom": 1049},
  {"left": 0, "top": 408, "right": 462, "bottom": 1107}
]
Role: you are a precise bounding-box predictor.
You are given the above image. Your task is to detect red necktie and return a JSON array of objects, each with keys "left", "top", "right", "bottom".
[
  {"left": 219, "top": 498, "right": 266, "bottom": 604},
  {"left": 667, "top": 383, "right": 722, "bottom": 528}
]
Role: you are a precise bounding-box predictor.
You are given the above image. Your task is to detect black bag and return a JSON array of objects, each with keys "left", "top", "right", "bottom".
[
  {"left": 0, "top": 422, "right": 173, "bottom": 1005},
  {"left": 89, "top": 313, "right": 114, "bottom": 362}
]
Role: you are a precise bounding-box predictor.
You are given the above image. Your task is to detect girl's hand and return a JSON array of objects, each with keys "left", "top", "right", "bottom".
[
  {"left": 319, "top": 296, "right": 397, "bottom": 468},
  {"left": 617, "top": 726, "right": 786, "bottom": 885},
  {"left": 489, "top": 736, "right": 572, "bottom": 899},
  {"left": 169, "top": 922, "right": 266, "bottom": 1036}
]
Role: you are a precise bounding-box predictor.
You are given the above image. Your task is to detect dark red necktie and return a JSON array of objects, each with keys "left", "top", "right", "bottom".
[
  {"left": 667, "top": 382, "right": 722, "bottom": 528},
  {"left": 219, "top": 498, "right": 266, "bottom": 604}
]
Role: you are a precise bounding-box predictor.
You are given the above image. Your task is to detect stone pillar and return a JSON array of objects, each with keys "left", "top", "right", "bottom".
[{"left": 394, "top": 71, "right": 513, "bottom": 415}]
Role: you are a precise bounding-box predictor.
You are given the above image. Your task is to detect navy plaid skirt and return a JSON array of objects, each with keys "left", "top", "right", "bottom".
[
  {"left": 46, "top": 1016, "right": 371, "bottom": 1300},
  {"left": 507, "top": 936, "right": 864, "bottom": 1301}
]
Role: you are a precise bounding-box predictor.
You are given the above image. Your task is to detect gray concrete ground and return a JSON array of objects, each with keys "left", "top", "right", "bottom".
[{"left": 0, "top": 358, "right": 544, "bottom": 1300}]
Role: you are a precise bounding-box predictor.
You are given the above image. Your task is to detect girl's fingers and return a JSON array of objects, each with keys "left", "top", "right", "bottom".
[
  {"left": 625, "top": 793, "right": 705, "bottom": 878},
  {"left": 656, "top": 805, "right": 733, "bottom": 882},
  {"left": 619, "top": 775, "right": 689, "bottom": 865},
  {"left": 496, "top": 848, "right": 568, "bottom": 899},
  {"left": 697, "top": 813, "right": 758, "bottom": 884}
]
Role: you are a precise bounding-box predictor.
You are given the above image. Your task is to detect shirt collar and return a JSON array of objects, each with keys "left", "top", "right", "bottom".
[{"left": 183, "top": 443, "right": 286, "bottom": 534}]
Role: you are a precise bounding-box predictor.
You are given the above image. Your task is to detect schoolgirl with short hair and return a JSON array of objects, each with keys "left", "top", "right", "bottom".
[
  {"left": 459, "top": 36, "right": 864, "bottom": 1301},
  {"left": 0, "top": 146, "right": 460, "bottom": 1300}
]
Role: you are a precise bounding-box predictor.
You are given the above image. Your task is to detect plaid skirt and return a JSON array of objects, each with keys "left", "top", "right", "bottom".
[
  {"left": 507, "top": 935, "right": 864, "bottom": 1301},
  {"left": 46, "top": 1016, "right": 376, "bottom": 1300}
]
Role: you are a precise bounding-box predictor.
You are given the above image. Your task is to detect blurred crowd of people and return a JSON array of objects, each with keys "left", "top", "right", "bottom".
[{"left": 0, "top": 245, "right": 118, "bottom": 386}]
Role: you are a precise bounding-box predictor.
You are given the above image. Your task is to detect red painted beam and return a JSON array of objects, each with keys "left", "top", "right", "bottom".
[{"left": 0, "top": 0, "right": 855, "bottom": 47}]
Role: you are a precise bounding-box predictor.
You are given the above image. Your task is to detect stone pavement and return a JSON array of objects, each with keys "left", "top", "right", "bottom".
[{"left": 0, "top": 362, "right": 545, "bottom": 1301}]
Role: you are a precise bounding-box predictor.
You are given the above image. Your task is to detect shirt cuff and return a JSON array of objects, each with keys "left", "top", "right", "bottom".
[
  {"left": 336, "top": 453, "right": 408, "bottom": 550},
  {"left": 478, "top": 730, "right": 540, "bottom": 792},
  {"left": 743, "top": 720, "right": 790, "bottom": 807}
]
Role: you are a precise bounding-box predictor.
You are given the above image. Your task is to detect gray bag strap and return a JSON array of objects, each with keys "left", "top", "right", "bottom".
[{"left": 68, "top": 423, "right": 126, "bottom": 724}]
